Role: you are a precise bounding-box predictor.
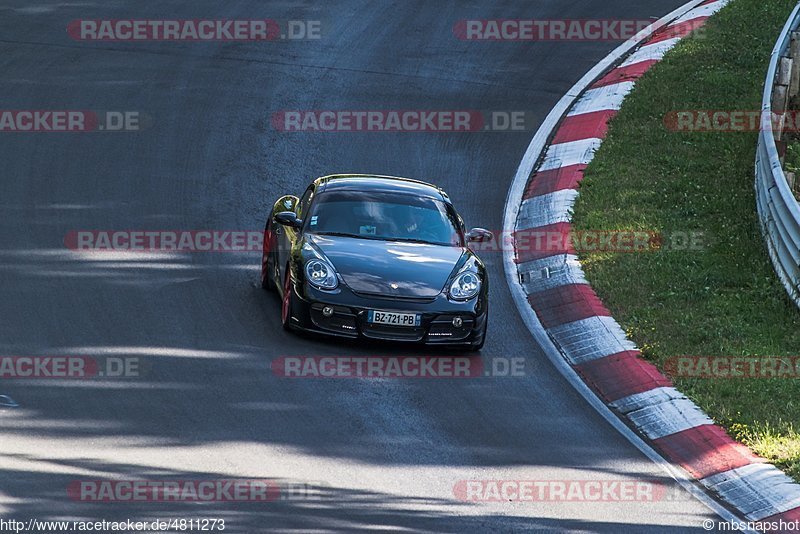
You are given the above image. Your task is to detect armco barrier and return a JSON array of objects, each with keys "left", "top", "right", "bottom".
[{"left": 756, "top": 3, "right": 800, "bottom": 308}]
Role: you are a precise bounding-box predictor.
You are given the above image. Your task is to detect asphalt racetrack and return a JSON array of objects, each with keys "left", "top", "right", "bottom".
[{"left": 0, "top": 1, "right": 726, "bottom": 532}]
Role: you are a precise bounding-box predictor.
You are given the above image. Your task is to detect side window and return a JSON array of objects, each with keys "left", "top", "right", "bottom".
[{"left": 297, "top": 187, "right": 314, "bottom": 219}]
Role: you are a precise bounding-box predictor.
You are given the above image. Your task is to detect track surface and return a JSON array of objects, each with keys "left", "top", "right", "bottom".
[{"left": 0, "top": 1, "right": 725, "bottom": 532}]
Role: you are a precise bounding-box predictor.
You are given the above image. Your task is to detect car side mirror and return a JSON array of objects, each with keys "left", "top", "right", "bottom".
[
  {"left": 274, "top": 211, "right": 303, "bottom": 229},
  {"left": 467, "top": 228, "right": 494, "bottom": 242}
]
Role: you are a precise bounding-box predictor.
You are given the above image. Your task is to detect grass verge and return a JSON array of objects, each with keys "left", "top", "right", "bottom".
[{"left": 571, "top": 0, "right": 800, "bottom": 480}]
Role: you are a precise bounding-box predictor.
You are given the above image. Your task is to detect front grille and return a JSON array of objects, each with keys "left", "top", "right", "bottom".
[{"left": 361, "top": 323, "right": 425, "bottom": 341}]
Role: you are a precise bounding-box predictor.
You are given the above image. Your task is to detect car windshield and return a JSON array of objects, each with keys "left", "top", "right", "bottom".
[{"left": 305, "top": 190, "right": 463, "bottom": 246}]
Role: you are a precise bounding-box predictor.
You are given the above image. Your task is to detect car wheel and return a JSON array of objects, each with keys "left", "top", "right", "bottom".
[
  {"left": 260, "top": 252, "right": 274, "bottom": 290},
  {"left": 261, "top": 251, "right": 275, "bottom": 291},
  {"left": 261, "top": 222, "right": 275, "bottom": 290},
  {"left": 281, "top": 268, "right": 293, "bottom": 331}
]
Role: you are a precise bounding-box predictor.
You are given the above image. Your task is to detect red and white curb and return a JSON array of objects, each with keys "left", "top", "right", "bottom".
[{"left": 503, "top": 0, "right": 800, "bottom": 529}]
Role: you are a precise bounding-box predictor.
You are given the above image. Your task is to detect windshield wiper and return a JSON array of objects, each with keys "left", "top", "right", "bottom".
[
  {"left": 313, "top": 232, "right": 450, "bottom": 246},
  {"left": 313, "top": 231, "right": 383, "bottom": 241},
  {"left": 387, "top": 237, "right": 447, "bottom": 245}
]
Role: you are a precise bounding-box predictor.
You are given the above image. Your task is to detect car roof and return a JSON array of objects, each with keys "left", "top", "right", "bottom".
[{"left": 313, "top": 174, "right": 450, "bottom": 202}]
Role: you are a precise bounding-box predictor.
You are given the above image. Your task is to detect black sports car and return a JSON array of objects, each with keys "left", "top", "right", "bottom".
[{"left": 261, "top": 174, "right": 492, "bottom": 350}]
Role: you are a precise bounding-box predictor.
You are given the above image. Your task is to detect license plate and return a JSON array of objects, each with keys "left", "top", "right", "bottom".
[{"left": 368, "top": 310, "right": 420, "bottom": 327}]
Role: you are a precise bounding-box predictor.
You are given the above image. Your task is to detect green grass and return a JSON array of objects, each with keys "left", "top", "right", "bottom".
[{"left": 571, "top": 0, "right": 800, "bottom": 480}]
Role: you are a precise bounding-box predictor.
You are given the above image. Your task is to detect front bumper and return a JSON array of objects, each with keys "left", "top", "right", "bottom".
[{"left": 284, "top": 282, "right": 487, "bottom": 346}]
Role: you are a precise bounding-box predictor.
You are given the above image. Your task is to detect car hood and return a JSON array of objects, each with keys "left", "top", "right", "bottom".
[{"left": 306, "top": 234, "right": 465, "bottom": 298}]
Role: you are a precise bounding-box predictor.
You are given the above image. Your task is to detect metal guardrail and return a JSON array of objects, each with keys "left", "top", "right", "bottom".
[{"left": 756, "top": 2, "right": 800, "bottom": 308}]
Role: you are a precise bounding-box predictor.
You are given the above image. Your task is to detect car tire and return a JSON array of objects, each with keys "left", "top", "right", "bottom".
[
  {"left": 261, "top": 252, "right": 275, "bottom": 291},
  {"left": 281, "top": 267, "right": 294, "bottom": 331},
  {"left": 260, "top": 254, "right": 274, "bottom": 291},
  {"left": 261, "top": 221, "right": 275, "bottom": 291}
]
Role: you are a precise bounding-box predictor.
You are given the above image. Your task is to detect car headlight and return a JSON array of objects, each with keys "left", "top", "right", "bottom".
[
  {"left": 449, "top": 271, "right": 481, "bottom": 300},
  {"left": 305, "top": 259, "right": 338, "bottom": 290}
]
